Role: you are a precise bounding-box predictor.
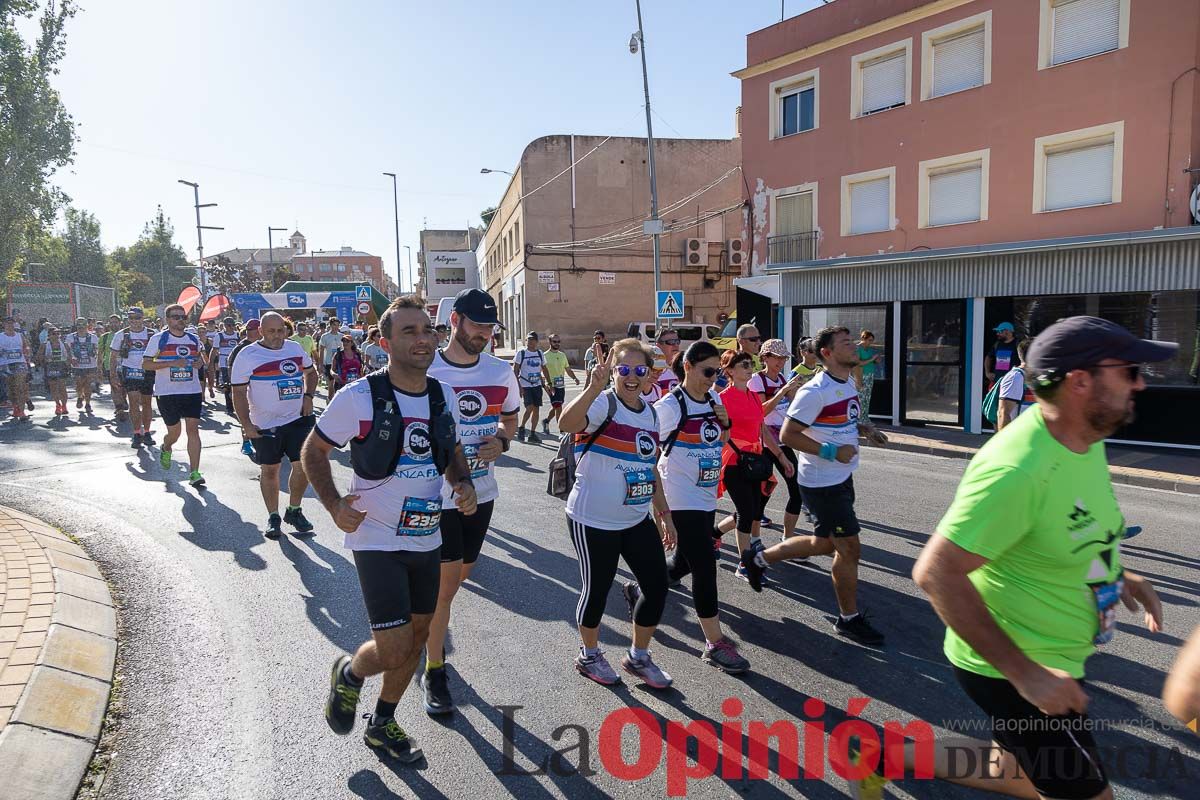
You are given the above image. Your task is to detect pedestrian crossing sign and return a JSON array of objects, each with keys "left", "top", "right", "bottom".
[
  {"left": 355, "top": 285, "right": 372, "bottom": 302},
  {"left": 656, "top": 290, "right": 684, "bottom": 319}
]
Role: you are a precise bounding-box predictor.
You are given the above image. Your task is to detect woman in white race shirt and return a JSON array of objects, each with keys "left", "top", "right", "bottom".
[
  {"left": 747, "top": 339, "right": 806, "bottom": 540},
  {"left": 559, "top": 338, "right": 675, "bottom": 689}
]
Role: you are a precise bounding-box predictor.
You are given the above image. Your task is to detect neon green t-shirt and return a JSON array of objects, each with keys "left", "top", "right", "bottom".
[
  {"left": 935, "top": 405, "right": 1125, "bottom": 679},
  {"left": 544, "top": 350, "right": 570, "bottom": 381},
  {"left": 290, "top": 335, "right": 316, "bottom": 359}
]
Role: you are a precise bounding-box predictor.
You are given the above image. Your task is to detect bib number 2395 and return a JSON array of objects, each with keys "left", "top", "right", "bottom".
[
  {"left": 397, "top": 497, "right": 441, "bottom": 537},
  {"left": 624, "top": 469, "right": 655, "bottom": 506}
]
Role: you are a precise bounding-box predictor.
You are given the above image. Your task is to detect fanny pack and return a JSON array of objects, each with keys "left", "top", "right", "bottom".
[{"left": 728, "top": 439, "right": 773, "bottom": 482}]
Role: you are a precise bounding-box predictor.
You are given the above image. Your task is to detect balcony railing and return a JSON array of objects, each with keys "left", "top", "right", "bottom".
[{"left": 767, "top": 231, "right": 819, "bottom": 265}]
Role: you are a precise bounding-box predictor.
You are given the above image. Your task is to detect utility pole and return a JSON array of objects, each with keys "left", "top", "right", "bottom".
[
  {"left": 382, "top": 172, "right": 403, "bottom": 293},
  {"left": 177, "top": 180, "right": 223, "bottom": 300},
  {"left": 402, "top": 245, "right": 413, "bottom": 298},
  {"left": 267, "top": 226, "right": 286, "bottom": 290},
  {"left": 631, "top": 0, "right": 663, "bottom": 330}
]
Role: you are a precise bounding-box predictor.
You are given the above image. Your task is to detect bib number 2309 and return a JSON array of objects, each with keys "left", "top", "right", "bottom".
[
  {"left": 397, "top": 497, "right": 441, "bottom": 537},
  {"left": 624, "top": 469, "right": 655, "bottom": 506}
]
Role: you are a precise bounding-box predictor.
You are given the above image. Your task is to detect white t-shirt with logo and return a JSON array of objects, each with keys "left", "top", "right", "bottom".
[
  {"left": 229, "top": 340, "right": 313, "bottom": 429},
  {"left": 566, "top": 391, "right": 660, "bottom": 531},
  {"left": 428, "top": 350, "right": 521, "bottom": 509},
  {"left": 362, "top": 343, "right": 389, "bottom": 371},
  {"left": 144, "top": 331, "right": 204, "bottom": 396},
  {"left": 748, "top": 370, "right": 789, "bottom": 432},
  {"left": 319, "top": 331, "right": 343, "bottom": 365},
  {"left": 66, "top": 332, "right": 100, "bottom": 370},
  {"left": 514, "top": 347, "right": 545, "bottom": 388},
  {"left": 785, "top": 371, "right": 861, "bottom": 488},
  {"left": 109, "top": 328, "right": 153, "bottom": 373},
  {"left": 654, "top": 388, "right": 725, "bottom": 512},
  {"left": 315, "top": 377, "right": 462, "bottom": 552},
  {"left": 213, "top": 331, "right": 239, "bottom": 369},
  {"left": 0, "top": 332, "right": 26, "bottom": 367}
]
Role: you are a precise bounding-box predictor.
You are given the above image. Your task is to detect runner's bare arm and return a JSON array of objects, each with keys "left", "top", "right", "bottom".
[
  {"left": 781, "top": 417, "right": 857, "bottom": 462},
  {"left": 914, "top": 534, "right": 1089, "bottom": 716},
  {"left": 230, "top": 385, "right": 257, "bottom": 437},
  {"left": 299, "top": 432, "right": 366, "bottom": 532},
  {"left": 445, "top": 444, "right": 477, "bottom": 516},
  {"left": 1164, "top": 625, "right": 1200, "bottom": 725},
  {"left": 559, "top": 355, "right": 610, "bottom": 433}
]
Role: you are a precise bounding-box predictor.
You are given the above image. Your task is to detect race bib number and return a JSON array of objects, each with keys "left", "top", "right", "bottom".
[
  {"left": 123, "top": 367, "right": 145, "bottom": 382},
  {"left": 169, "top": 363, "right": 194, "bottom": 382},
  {"left": 461, "top": 443, "right": 490, "bottom": 480},
  {"left": 3, "top": 349, "right": 21, "bottom": 362},
  {"left": 623, "top": 469, "right": 655, "bottom": 506},
  {"left": 345, "top": 369, "right": 359, "bottom": 382},
  {"left": 277, "top": 378, "right": 303, "bottom": 401},
  {"left": 45, "top": 366, "right": 65, "bottom": 380},
  {"left": 1091, "top": 577, "right": 1124, "bottom": 645},
  {"left": 696, "top": 457, "right": 721, "bottom": 488},
  {"left": 553, "top": 376, "right": 565, "bottom": 388},
  {"left": 397, "top": 497, "right": 441, "bottom": 537}
]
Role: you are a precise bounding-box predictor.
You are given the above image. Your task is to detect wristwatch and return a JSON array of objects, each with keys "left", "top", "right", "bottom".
[{"left": 304, "top": 392, "right": 316, "bottom": 399}]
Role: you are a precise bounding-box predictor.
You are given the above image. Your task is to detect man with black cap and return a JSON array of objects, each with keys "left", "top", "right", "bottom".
[
  {"left": 423, "top": 288, "right": 519, "bottom": 715},
  {"left": 855, "top": 317, "right": 1171, "bottom": 800},
  {"left": 513, "top": 331, "right": 550, "bottom": 443}
]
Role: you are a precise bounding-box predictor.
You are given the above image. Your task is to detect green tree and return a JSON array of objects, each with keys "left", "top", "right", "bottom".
[
  {"left": 270, "top": 265, "right": 295, "bottom": 291},
  {"left": 480, "top": 206, "right": 497, "bottom": 227},
  {"left": 108, "top": 206, "right": 190, "bottom": 305},
  {"left": 0, "top": 1, "right": 78, "bottom": 276},
  {"left": 59, "top": 206, "right": 106, "bottom": 286}
]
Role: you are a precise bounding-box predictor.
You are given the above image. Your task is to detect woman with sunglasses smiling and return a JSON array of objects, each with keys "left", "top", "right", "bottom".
[
  {"left": 559, "top": 338, "right": 675, "bottom": 689},
  {"left": 717, "top": 349, "right": 791, "bottom": 581}
]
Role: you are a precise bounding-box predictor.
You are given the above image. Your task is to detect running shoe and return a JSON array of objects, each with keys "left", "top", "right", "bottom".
[
  {"left": 760, "top": 515, "right": 772, "bottom": 526},
  {"left": 324, "top": 654, "right": 361, "bottom": 735},
  {"left": 420, "top": 666, "right": 454, "bottom": 716},
  {"left": 846, "top": 735, "right": 889, "bottom": 799},
  {"left": 527, "top": 431, "right": 541, "bottom": 445},
  {"left": 622, "top": 581, "right": 640, "bottom": 620},
  {"left": 240, "top": 440, "right": 255, "bottom": 457},
  {"left": 542, "top": 421, "right": 550, "bottom": 435},
  {"left": 739, "top": 549, "right": 765, "bottom": 593},
  {"left": 621, "top": 652, "right": 673, "bottom": 689},
  {"left": 159, "top": 448, "right": 172, "bottom": 469},
  {"left": 84, "top": 402, "right": 92, "bottom": 414},
  {"left": 283, "top": 507, "right": 314, "bottom": 534},
  {"left": 188, "top": 470, "right": 206, "bottom": 489},
  {"left": 76, "top": 398, "right": 83, "bottom": 409},
  {"left": 130, "top": 433, "right": 142, "bottom": 449},
  {"left": 143, "top": 430, "right": 155, "bottom": 444},
  {"left": 516, "top": 426, "right": 526, "bottom": 442},
  {"left": 264, "top": 513, "right": 283, "bottom": 540},
  {"left": 575, "top": 648, "right": 620, "bottom": 686},
  {"left": 835, "top": 613, "right": 885, "bottom": 647},
  {"left": 702, "top": 639, "right": 750, "bottom": 674},
  {"left": 363, "top": 715, "right": 424, "bottom": 763}
]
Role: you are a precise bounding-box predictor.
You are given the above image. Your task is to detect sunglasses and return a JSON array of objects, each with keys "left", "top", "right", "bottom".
[
  {"left": 1090, "top": 363, "right": 1141, "bottom": 382},
  {"left": 615, "top": 364, "right": 650, "bottom": 378},
  {"left": 700, "top": 367, "right": 719, "bottom": 378},
  {"left": 732, "top": 361, "right": 754, "bottom": 370},
  {"left": 550, "top": 339, "right": 561, "bottom": 343},
  {"left": 167, "top": 314, "right": 186, "bottom": 320},
  {"left": 660, "top": 338, "right": 680, "bottom": 346}
]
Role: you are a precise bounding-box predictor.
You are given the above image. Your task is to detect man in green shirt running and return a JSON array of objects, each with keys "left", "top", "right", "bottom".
[
  {"left": 850, "top": 317, "right": 1171, "bottom": 800},
  {"left": 540, "top": 332, "right": 578, "bottom": 435}
]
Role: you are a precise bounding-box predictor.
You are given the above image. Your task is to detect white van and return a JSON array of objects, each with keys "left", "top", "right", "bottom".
[{"left": 628, "top": 321, "right": 723, "bottom": 348}]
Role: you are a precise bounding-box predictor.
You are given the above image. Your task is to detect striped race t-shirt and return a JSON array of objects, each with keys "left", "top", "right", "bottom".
[
  {"left": 785, "top": 370, "right": 861, "bottom": 488},
  {"left": 566, "top": 391, "right": 659, "bottom": 531}
]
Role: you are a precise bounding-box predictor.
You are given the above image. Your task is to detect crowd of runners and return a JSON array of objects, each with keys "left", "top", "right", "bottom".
[{"left": 4, "top": 290, "right": 1198, "bottom": 799}]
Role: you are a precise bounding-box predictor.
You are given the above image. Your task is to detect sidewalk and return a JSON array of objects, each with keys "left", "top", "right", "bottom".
[
  {"left": 0, "top": 506, "right": 117, "bottom": 800},
  {"left": 879, "top": 424, "right": 1200, "bottom": 495}
]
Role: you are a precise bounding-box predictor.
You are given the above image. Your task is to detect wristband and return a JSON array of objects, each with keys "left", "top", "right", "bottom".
[
  {"left": 819, "top": 442, "right": 838, "bottom": 462},
  {"left": 304, "top": 392, "right": 316, "bottom": 399}
]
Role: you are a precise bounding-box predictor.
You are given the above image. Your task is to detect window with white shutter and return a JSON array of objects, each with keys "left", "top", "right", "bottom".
[
  {"left": 928, "top": 162, "right": 983, "bottom": 226},
  {"left": 930, "top": 26, "right": 986, "bottom": 98},
  {"left": 1050, "top": 0, "right": 1121, "bottom": 66},
  {"left": 849, "top": 177, "right": 891, "bottom": 234},
  {"left": 860, "top": 52, "right": 907, "bottom": 115},
  {"left": 775, "top": 192, "right": 814, "bottom": 236},
  {"left": 1043, "top": 139, "right": 1115, "bottom": 211}
]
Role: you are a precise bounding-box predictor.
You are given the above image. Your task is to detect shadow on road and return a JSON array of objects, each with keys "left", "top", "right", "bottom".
[{"left": 279, "top": 535, "right": 370, "bottom": 654}]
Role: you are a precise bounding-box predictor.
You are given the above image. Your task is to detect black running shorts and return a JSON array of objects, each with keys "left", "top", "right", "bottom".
[
  {"left": 157, "top": 393, "right": 203, "bottom": 426},
  {"left": 352, "top": 548, "right": 441, "bottom": 630},
  {"left": 122, "top": 367, "right": 154, "bottom": 396},
  {"left": 549, "top": 386, "right": 566, "bottom": 407},
  {"left": 439, "top": 500, "right": 494, "bottom": 564},
  {"left": 954, "top": 667, "right": 1108, "bottom": 799},
  {"left": 799, "top": 476, "right": 861, "bottom": 538},
  {"left": 251, "top": 415, "right": 315, "bottom": 466},
  {"left": 522, "top": 385, "right": 543, "bottom": 407}
]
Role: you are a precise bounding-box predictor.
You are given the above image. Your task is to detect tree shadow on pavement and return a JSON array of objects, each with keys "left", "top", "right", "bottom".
[{"left": 279, "top": 535, "right": 370, "bottom": 655}]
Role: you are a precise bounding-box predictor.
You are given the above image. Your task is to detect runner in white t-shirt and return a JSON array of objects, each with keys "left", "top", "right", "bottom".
[
  {"left": 0, "top": 316, "right": 31, "bottom": 422},
  {"left": 996, "top": 339, "right": 1033, "bottom": 432},
  {"left": 109, "top": 307, "right": 156, "bottom": 447},
  {"left": 230, "top": 312, "right": 318, "bottom": 539},
  {"left": 317, "top": 317, "right": 345, "bottom": 391},
  {"left": 559, "top": 338, "right": 675, "bottom": 689},
  {"left": 513, "top": 333, "right": 550, "bottom": 443},
  {"left": 143, "top": 304, "right": 207, "bottom": 488},
  {"left": 421, "top": 288, "right": 519, "bottom": 715},
  {"left": 65, "top": 318, "right": 100, "bottom": 414},
  {"left": 748, "top": 339, "right": 807, "bottom": 539},
  {"left": 302, "top": 296, "right": 476, "bottom": 763},
  {"left": 741, "top": 326, "right": 889, "bottom": 647}
]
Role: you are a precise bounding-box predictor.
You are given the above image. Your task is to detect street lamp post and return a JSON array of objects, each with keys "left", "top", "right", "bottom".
[
  {"left": 382, "top": 173, "right": 403, "bottom": 294},
  {"left": 402, "top": 245, "right": 412, "bottom": 298},
  {"left": 630, "top": 0, "right": 663, "bottom": 330},
  {"left": 177, "top": 180, "right": 223, "bottom": 300},
  {"left": 479, "top": 168, "right": 513, "bottom": 176},
  {"left": 267, "top": 226, "right": 286, "bottom": 290}
]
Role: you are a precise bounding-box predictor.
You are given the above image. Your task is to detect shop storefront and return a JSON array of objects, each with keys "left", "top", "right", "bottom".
[{"left": 770, "top": 227, "right": 1200, "bottom": 448}]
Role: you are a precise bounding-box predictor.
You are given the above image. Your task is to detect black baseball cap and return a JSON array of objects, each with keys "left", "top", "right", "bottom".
[
  {"left": 526, "top": 331, "right": 538, "bottom": 340},
  {"left": 1027, "top": 316, "right": 1177, "bottom": 378},
  {"left": 452, "top": 288, "right": 504, "bottom": 328}
]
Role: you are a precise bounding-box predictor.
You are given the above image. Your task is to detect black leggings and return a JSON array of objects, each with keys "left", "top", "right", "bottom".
[
  {"left": 666, "top": 510, "right": 720, "bottom": 619},
  {"left": 568, "top": 515, "right": 668, "bottom": 629},
  {"left": 723, "top": 464, "right": 769, "bottom": 534},
  {"left": 769, "top": 446, "right": 804, "bottom": 515}
]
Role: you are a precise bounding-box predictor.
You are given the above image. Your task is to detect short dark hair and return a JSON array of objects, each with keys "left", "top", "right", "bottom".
[
  {"left": 379, "top": 295, "right": 428, "bottom": 339},
  {"left": 814, "top": 326, "right": 850, "bottom": 362},
  {"left": 721, "top": 349, "right": 753, "bottom": 372},
  {"left": 1017, "top": 337, "right": 1032, "bottom": 360},
  {"left": 676, "top": 340, "right": 721, "bottom": 381}
]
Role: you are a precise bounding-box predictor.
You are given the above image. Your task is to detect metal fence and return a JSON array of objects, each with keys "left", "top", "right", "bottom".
[{"left": 767, "top": 231, "right": 819, "bottom": 265}]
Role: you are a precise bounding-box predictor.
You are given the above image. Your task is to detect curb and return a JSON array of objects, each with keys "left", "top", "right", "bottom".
[
  {"left": 884, "top": 438, "right": 1200, "bottom": 495},
  {"left": 0, "top": 506, "right": 117, "bottom": 800}
]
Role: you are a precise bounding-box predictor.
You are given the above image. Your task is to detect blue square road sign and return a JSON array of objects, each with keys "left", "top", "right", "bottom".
[{"left": 656, "top": 290, "right": 685, "bottom": 319}]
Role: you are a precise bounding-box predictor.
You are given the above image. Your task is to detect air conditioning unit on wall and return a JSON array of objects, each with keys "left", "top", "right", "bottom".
[
  {"left": 726, "top": 238, "right": 746, "bottom": 271},
  {"left": 682, "top": 238, "right": 707, "bottom": 269}
]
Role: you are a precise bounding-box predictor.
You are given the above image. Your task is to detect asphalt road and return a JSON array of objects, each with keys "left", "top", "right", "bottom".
[{"left": 0, "top": 385, "right": 1197, "bottom": 800}]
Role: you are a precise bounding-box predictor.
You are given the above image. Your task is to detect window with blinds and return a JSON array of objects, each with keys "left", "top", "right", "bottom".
[
  {"left": 849, "top": 177, "right": 891, "bottom": 234},
  {"left": 928, "top": 162, "right": 983, "bottom": 226},
  {"left": 930, "top": 26, "right": 985, "bottom": 98},
  {"left": 775, "top": 192, "right": 814, "bottom": 235},
  {"left": 859, "top": 51, "right": 907, "bottom": 115},
  {"left": 1044, "top": 139, "right": 1115, "bottom": 210},
  {"left": 1051, "top": 0, "right": 1121, "bottom": 66}
]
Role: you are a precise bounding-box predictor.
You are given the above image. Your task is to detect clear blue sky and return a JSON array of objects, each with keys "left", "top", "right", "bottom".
[{"left": 51, "top": 0, "right": 823, "bottom": 289}]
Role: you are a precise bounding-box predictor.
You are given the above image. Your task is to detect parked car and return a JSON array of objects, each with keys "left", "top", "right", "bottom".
[{"left": 627, "top": 321, "right": 726, "bottom": 349}]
